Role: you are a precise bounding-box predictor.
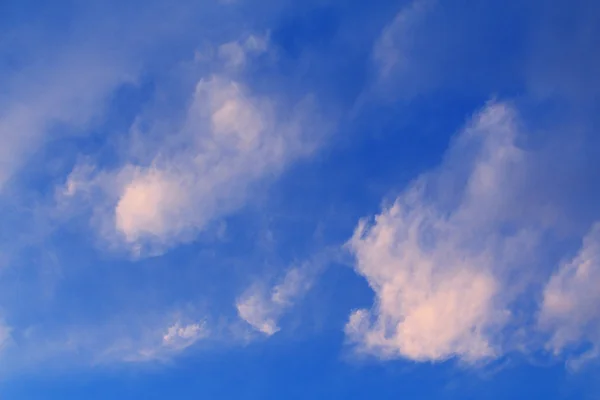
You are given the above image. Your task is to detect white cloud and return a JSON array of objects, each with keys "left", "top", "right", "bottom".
[
  {"left": 162, "top": 321, "right": 208, "bottom": 349},
  {"left": 539, "top": 222, "right": 600, "bottom": 365},
  {"left": 236, "top": 291, "right": 280, "bottom": 336},
  {"left": 63, "top": 72, "right": 320, "bottom": 254},
  {"left": 346, "top": 102, "right": 539, "bottom": 363},
  {"left": 80, "top": 318, "right": 209, "bottom": 365},
  {"left": 115, "top": 166, "right": 192, "bottom": 244},
  {"left": 122, "top": 320, "right": 208, "bottom": 362},
  {"left": 113, "top": 75, "right": 313, "bottom": 246},
  {"left": 236, "top": 265, "right": 313, "bottom": 335}
]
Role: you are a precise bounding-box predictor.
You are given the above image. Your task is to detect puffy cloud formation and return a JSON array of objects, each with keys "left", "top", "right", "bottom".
[
  {"left": 352, "top": 0, "right": 600, "bottom": 367},
  {"left": 237, "top": 265, "right": 313, "bottom": 335},
  {"left": 346, "top": 102, "right": 539, "bottom": 363},
  {"left": 540, "top": 223, "right": 600, "bottom": 363},
  {"left": 116, "top": 75, "right": 293, "bottom": 239},
  {"left": 63, "top": 43, "right": 320, "bottom": 254},
  {"left": 113, "top": 77, "right": 313, "bottom": 250}
]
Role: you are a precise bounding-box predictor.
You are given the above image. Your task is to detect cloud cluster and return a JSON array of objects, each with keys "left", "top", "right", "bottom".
[
  {"left": 2, "top": 0, "right": 598, "bottom": 380},
  {"left": 0, "top": 30, "right": 324, "bottom": 371},
  {"left": 346, "top": 98, "right": 600, "bottom": 366}
]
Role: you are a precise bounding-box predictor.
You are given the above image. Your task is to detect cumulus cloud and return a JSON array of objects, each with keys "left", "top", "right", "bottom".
[
  {"left": 539, "top": 223, "right": 600, "bottom": 365},
  {"left": 236, "top": 265, "right": 314, "bottom": 335},
  {"left": 346, "top": 102, "right": 541, "bottom": 363},
  {"left": 63, "top": 68, "right": 321, "bottom": 254}
]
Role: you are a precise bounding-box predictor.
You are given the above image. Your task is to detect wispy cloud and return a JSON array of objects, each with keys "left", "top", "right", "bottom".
[
  {"left": 236, "top": 264, "right": 315, "bottom": 336},
  {"left": 125, "top": 320, "right": 210, "bottom": 362},
  {"left": 3, "top": 312, "right": 211, "bottom": 371},
  {"left": 372, "top": 0, "right": 431, "bottom": 83}
]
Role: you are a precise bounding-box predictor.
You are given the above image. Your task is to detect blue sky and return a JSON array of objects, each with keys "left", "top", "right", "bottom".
[{"left": 1, "top": 0, "right": 600, "bottom": 398}]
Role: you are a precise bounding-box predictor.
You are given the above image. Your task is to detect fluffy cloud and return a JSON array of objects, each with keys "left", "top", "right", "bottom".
[
  {"left": 63, "top": 55, "right": 321, "bottom": 255},
  {"left": 236, "top": 265, "right": 313, "bottom": 335},
  {"left": 114, "top": 76, "right": 315, "bottom": 249},
  {"left": 540, "top": 223, "right": 600, "bottom": 365},
  {"left": 346, "top": 102, "right": 539, "bottom": 363}
]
